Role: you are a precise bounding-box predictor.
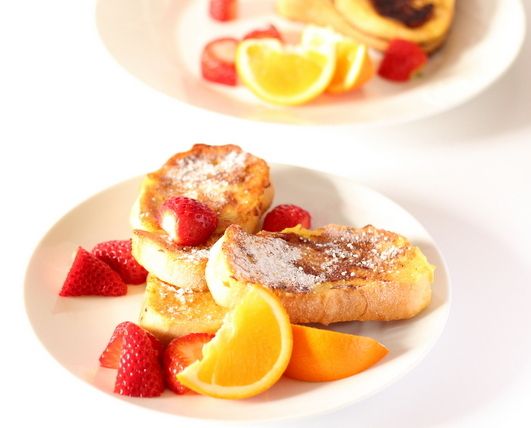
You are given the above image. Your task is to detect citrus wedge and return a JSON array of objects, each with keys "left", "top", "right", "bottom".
[
  {"left": 176, "top": 285, "right": 292, "bottom": 399},
  {"left": 285, "top": 324, "right": 388, "bottom": 382},
  {"left": 236, "top": 38, "right": 336, "bottom": 106},
  {"left": 302, "top": 26, "right": 374, "bottom": 94}
]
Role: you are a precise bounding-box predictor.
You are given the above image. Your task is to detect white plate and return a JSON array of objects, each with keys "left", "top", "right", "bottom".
[
  {"left": 96, "top": 0, "right": 525, "bottom": 126},
  {"left": 25, "top": 164, "right": 450, "bottom": 423}
]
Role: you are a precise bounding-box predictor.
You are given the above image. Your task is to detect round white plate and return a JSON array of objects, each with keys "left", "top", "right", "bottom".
[
  {"left": 25, "top": 164, "right": 450, "bottom": 423},
  {"left": 95, "top": 0, "right": 525, "bottom": 126}
]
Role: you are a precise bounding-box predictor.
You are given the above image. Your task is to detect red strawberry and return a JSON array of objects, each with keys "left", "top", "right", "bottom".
[
  {"left": 114, "top": 322, "right": 165, "bottom": 397},
  {"left": 92, "top": 239, "right": 147, "bottom": 284},
  {"left": 99, "top": 321, "right": 163, "bottom": 369},
  {"left": 378, "top": 39, "right": 428, "bottom": 82},
  {"left": 159, "top": 196, "right": 218, "bottom": 246},
  {"left": 59, "top": 247, "right": 127, "bottom": 296},
  {"left": 262, "top": 204, "right": 312, "bottom": 232},
  {"left": 243, "top": 24, "right": 283, "bottom": 42},
  {"left": 163, "top": 333, "right": 214, "bottom": 394},
  {"left": 201, "top": 37, "right": 239, "bottom": 86},
  {"left": 209, "top": 0, "right": 237, "bottom": 22}
]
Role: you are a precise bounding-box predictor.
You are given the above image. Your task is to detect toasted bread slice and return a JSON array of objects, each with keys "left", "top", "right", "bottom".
[
  {"left": 206, "top": 224, "right": 434, "bottom": 324},
  {"left": 131, "top": 144, "right": 274, "bottom": 289},
  {"left": 276, "top": 0, "right": 454, "bottom": 53},
  {"left": 139, "top": 274, "right": 227, "bottom": 343}
]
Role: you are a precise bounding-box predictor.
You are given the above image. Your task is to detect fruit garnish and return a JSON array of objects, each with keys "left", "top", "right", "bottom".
[
  {"left": 378, "top": 39, "right": 428, "bottom": 82},
  {"left": 236, "top": 38, "right": 336, "bottom": 105},
  {"left": 302, "top": 26, "right": 374, "bottom": 94},
  {"left": 59, "top": 247, "right": 127, "bottom": 296},
  {"left": 176, "top": 285, "right": 293, "bottom": 399},
  {"left": 243, "top": 24, "right": 283, "bottom": 42},
  {"left": 159, "top": 196, "right": 218, "bottom": 246},
  {"left": 262, "top": 204, "right": 312, "bottom": 232},
  {"left": 201, "top": 37, "right": 239, "bottom": 86},
  {"left": 163, "top": 333, "right": 214, "bottom": 394},
  {"left": 92, "top": 239, "right": 147, "bottom": 284},
  {"left": 113, "top": 322, "right": 165, "bottom": 397},
  {"left": 209, "top": 0, "right": 237, "bottom": 22},
  {"left": 99, "top": 321, "right": 163, "bottom": 369},
  {"left": 285, "top": 324, "right": 388, "bottom": 382}
]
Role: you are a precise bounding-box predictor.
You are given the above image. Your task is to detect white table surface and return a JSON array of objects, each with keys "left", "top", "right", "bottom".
[{"left": 2, "top": 1, "right": 530, "bottom": 427}]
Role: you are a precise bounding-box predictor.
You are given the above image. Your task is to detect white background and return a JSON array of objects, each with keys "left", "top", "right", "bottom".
[{"left": 1, "top": 1, "right": 530, "bottom": 427}]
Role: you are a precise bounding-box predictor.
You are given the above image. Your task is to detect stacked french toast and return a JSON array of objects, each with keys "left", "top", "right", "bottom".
[{"left": 130, "top": 144, "right": 434, "bottom": 343}]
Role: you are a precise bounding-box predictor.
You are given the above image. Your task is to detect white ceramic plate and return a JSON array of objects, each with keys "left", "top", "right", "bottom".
[
  {"left": 96, "top": 0, "right": 525, "bottom": 126},
  {"left": 25, "top": 165, "right": 450, "bottom": 423}
]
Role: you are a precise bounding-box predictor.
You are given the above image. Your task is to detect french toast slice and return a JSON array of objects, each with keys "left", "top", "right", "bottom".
[
  {"left": 131, "top": 144, "right": 274, "bottom": 290},
  {"left": 206, "top": 224, "right": 434, "bottom": 324},
  {"left": 139, "top": 274, "right": 227, "bottom": 343},
  {"left": 276, "top": 0, "right": 455, "bottom": 53}
]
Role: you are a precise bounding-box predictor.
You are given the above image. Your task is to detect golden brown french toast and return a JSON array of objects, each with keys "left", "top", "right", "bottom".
[
  {"left": 276, "top": 0, "right": 455, "bottom": 53},
  {"left": 206, "top": 224, "right": 434, "bottom": 324},
  {"left": 139, "top": 274, "right": 227, "bottom": 343},
  {"left": 130, "top": 144, "right": 274, "bottom": 289}
]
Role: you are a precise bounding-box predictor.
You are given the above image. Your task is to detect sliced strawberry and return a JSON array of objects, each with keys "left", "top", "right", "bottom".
[
  {"left": 201, "top": 37, "right": 239, "bottom": 86},
  {"left": 159, "top": 196, "right": 218, "bottom": 246},
  {"left": 378, "top": 39, "right": 428, "bottom": 82},
  {"left": 243, "top": 24, "right": 283, "bottom": 42},
  {"left": 99, "top": 321, "right": 163, "bottom": 369},
  {"left": 92, "top": 239, "right": 147, "bottom": 284},
  {"left": 163, "top": 333, "right": 214, "bottom": 394},
  {"left": 114, "top": 323, "right": 165, "bottom": 397},
  {"left": 59, "top": 247, "right": 127, "bottom": 296},
  {"left": 209, "top": 0, "right": 237, "bottom": 22},
  {"left": 262, "top": 204, "right": 312, "bottom": 232}
]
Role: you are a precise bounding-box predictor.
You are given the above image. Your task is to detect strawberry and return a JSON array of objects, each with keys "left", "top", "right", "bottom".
[
  {"left": 243, "top": 24, "right": 283, "bottom": 42},
  {"left": 163, "top": 333, "right": 214, "bottom": 394},
  {"left": 201, "top": 37, "right": 239, "bottom": 86},
  {"left": 378, "top": 39, "right": 428, "bottom": 82},
  {"left": 114, "top": 322, "right": 165, "bottom": 397},
  {"left": 209, "top": 0, "right": 237, "bottom": 22},
  {"left": 59, "top": 247, "right": 127, "bottom": 296},
  {"left": 92, "top": 239, "right": 147, "bottom": 284},
  {"left": 262, "top": 204, "right": 312, "bottom": 232},
  {"left": 99, "top": 321, "right": 163, "bottom": 369},
  {"left": 159, "top": 196, "right": 218, "bottom": 246}
]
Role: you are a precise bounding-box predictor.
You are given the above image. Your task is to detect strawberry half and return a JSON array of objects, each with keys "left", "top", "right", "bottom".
[
  {"left": 159, "top": 196, "right": 218, "bottom": 246},
  {"left": 92, "top": 239, "right": 147, "bottom": 284},
  {"left": 163, "top": 333, "right": 214, "bottom": 394},
  {"left": 59, "top": 247, "right": 127, "bottom": 296},
  {"left": 262, "top": 204, "right": 312, "bottom": 232},
  {"left": 99, "top": 321, "right": 163, "bottom": 369},
  {"left": 378, "top": 39, "right": 428, "bottom": 82},
  {"left": 243, "top": 24, "right": 283, "bottom": 42},
  {"left": 201, "top": 37, "right": 239, "bottom": 86},
  {"left": 209, "top": 0, "right": 237, "bottom": 22},
  {"left": 114, "top": 322, "right": 165, "bottom": 397}
]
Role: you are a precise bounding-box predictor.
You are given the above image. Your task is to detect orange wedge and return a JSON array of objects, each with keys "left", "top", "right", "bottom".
[
  {"left": 176, "top": 285, "right": 292, "bottom": 399},
  {"left": 285, "top": 324, "right": 388, "bottom": 382},
  {"left": 236, "top": 38, "right": 336, "bottom": 106},
  {"left": 302, "top": 26, "right": 374, "bottom": 94}
]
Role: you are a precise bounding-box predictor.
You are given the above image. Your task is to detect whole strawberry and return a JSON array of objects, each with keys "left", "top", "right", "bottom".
[
  {"left": 163, "top": 333, "right": 214, "bottom": 394},
  {"left": 262, "top": 204, "right": 312, "bottom": 232},
  {"left": 59, "top": 247, "right": 127, "bottom": 296},
  {"left": 92, "top": 239, "right": 147, "bottom": 284},
  {"left": 99, "top": 321, "right": 164, "bottom": 369},
  {"left": 378, "top": 39, "right": 428, "bottom": 82},
  {"left": 159, "top": 196, "right": 218, "bottom": 246},
  {"left": 113, "top": 322, "right": 165, "bottom": 397},
  {"left": 209, "top": 0, "right": 237, "bottom": 22}
]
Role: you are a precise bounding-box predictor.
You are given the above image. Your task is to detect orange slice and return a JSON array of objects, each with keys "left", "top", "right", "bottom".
[
  {"left": 236, "top": 38, "right": 336, "bottom": 106},
  {"left": 285, "top": 324, "right": 388, "bottom": 382},
  {"left": 176, "top": 285, "right": 292, "bottom": 399},
  {"left": 302, "top": 26, "right": 374, "bottom": 94}
]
